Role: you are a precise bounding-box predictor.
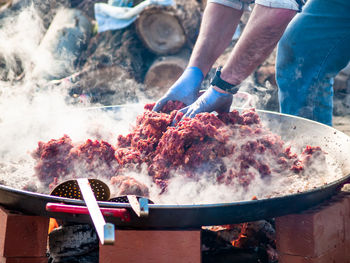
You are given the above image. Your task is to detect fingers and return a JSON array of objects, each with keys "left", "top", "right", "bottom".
[
  {"left": 179, "top": 106, "right": 189, "bottom": 115},
  {"left": 183, "top": 107, "right": 200, "bottom": 119},
  {"left": 152, "top": 98, "right": 168, "bottom": 112},
  {"left": 172, "top": 106, "right": 189, "bottom": 126}
]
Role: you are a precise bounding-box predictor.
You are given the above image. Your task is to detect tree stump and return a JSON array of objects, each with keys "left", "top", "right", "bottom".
[
  {"left": 135, "top": 0, "right": 202, "bottom": 55},
  {"left": 135, "top": 6, "right": 186, "bottom": 55},
  {"left": 144, "top": 49, "right": 190, "bottom": 94}
]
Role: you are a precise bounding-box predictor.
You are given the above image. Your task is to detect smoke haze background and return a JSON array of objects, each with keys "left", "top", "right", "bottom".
[{"left": 0, "top": 3, "right": 348, "bottom": 205}]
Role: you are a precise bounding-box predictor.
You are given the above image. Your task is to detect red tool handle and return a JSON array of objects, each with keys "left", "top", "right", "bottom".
[{"left": 46, "top": 203, "right": 131, "bottom": 222}]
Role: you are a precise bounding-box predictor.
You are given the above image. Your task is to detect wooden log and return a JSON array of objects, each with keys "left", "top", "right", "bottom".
[
  {"left": 144, "top": 49, "right": 190, "bottom": 94},
  {"left": 135, "top": 0, "right": 202, "bottom": 55},
  {"left": 33, "top": 8, "right": 92, "bottom": 80},
  {"left": 81, "top": 26, "right": 155, "bottom": 82},
  {"left": 135, "top": 6, "right": 186, "bottom": 55},
  {"left": 49, "top": 224, "right": 98, "bottom": 258},
  {"left": 0, "top": 0, "right": 70, "bottom": 81},
  {"left": 66, "top": 26, "right": 155, "bottom": 105},
  {"left": 175, "top": 0, "right": 202, "bottom": 48}
]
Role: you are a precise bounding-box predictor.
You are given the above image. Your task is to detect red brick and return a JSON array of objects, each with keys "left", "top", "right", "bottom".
[
  {"left": 100, "top": 229, "right": 201, "bottom": 263},
  {"left": 0, "top": 257, "right": 48, "bottom": 263},
  {"left": 276, "top": 193, "right": 349, "bottom": 257},
  {"left": 0, "top": 207, "right": 49, "bottom": 257},
  {"left": 279, "top": 241, "right": 350, "bottom": 263}
]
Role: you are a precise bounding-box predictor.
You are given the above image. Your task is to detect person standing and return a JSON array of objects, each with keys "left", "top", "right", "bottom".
[
  {"left": 154, "top": 0, "right": 350, "bottom": 126},
  {"left": 276, "top": 0, "right": 350, "bottom": 126}
]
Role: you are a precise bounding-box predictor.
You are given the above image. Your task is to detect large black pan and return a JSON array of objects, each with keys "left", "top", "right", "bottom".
[{"left": 0, "top": 106, "right": 350, "bottom": 229}]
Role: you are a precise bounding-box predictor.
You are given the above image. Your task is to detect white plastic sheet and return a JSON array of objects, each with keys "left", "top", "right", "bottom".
[{"left": 95, "top": 0, "right": 174, "bottom": 33}]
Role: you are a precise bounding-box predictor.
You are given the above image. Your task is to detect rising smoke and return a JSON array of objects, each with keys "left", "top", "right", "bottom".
[
  {"left": 0, "top": 3, "right": 348, "bottom": 205},
  {"left": 0, "top": 4, "right": 148, "bottom": 191}
]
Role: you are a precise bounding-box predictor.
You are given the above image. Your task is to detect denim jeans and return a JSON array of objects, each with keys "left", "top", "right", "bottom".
[{"left": 276, "top": 0, "right": 350, "bottom": 126}]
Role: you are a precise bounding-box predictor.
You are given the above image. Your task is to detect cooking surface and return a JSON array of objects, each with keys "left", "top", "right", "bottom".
[{"left": 0, "top": 106, "right": 349, "bottom": 228}]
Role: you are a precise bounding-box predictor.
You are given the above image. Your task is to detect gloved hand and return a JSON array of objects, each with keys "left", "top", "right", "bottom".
[
  {"left": 175, "top": 86, "right": 233, "bottom": 122},
  {"left": 152, "top": 66, "right": 204, "bottom": 112}
]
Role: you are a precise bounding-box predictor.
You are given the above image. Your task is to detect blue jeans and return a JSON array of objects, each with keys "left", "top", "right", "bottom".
[{"left": 276, "top": 0, "right": 350, "bottom": 126}]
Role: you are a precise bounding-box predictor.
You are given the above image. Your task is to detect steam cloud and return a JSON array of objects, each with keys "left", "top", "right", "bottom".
[{"left": 0, "top": 4, "right": 346, "bottom": 205}]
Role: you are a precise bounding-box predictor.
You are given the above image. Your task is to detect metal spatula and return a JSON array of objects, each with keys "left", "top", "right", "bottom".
[
  {"left": 50, "top": 178, "right": 114, "bottom": 245},
  {"left": 77, "top": 178, "right": 115, "bottom": 245}
]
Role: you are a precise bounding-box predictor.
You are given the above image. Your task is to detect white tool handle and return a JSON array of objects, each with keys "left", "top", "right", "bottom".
[{"left": 77, "top": 178, "right": 114, "bottom": 245}]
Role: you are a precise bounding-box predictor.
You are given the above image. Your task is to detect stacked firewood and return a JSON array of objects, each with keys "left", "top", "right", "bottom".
[
  {"left": 72, "top": 0, "right": 205, "bottom": 103},
  {"left": 0, "top": 0, "right": 279, "bottom": 107}
]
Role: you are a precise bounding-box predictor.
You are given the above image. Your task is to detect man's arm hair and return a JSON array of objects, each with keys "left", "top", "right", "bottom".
[
  {"left": 187, "top": 3, "right": 244, "bottom": 77},
  {"left": 219, "top": 4, "right": 296, "bottom": 87}
]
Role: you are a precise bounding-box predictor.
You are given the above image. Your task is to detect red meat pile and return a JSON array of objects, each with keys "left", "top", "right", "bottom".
[
  {"left": 32, "top": 136, "right": 118, "bottom": 188},
  {"left": 32, "top": 101, "right": 324, "bottom": 192},
  {"left": 110, "top": 176, "right": 149, "bottom": 197}
]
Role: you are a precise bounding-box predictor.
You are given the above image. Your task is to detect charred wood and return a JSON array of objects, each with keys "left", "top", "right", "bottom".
[{"left": 48, "top": 224, "right": 98, "bottom": 260}]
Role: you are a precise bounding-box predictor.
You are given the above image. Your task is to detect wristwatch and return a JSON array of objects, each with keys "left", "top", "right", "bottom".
[{"left": 210, "top": 66, "right": 239, "bottom": 94}]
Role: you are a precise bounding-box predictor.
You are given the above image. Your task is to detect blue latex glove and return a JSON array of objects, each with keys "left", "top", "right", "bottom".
[
  {"left": 152, "top": 66, "right": 204, "bottom": 112},
  {"left": 175, "top": 86, "right": 233, "bottom": 121}
]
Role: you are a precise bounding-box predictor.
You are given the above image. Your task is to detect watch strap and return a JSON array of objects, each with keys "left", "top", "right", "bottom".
[{"left": 210, "top": 66, "right": 239, "bottom": 94}]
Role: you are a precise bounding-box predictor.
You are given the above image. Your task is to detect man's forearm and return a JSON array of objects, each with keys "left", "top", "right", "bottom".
[
  {"left": 220, "top": 4, "right": 296, "bottom": 86},
  {"left": 188, "top": 3, "right": 243, "bottom": 76}
]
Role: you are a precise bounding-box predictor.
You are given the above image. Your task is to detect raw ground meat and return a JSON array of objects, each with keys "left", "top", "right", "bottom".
[
  {"left": 69, "top": 139, "right": 118, "bottom": 178},
  {"left": 116, "top": 102, "right": 325, "bottom": 191},
  {"left": 32, "top": 135, "right": 73, "bottom": 185},
  {"left": 33, "top": 137, "right": 119, "bottom": 187},
  {"left": 32, "top": 101, "right": 325, "bottom": 193},
  {"left": 110, "top": 176, "right": 149, "bottom": 197}
]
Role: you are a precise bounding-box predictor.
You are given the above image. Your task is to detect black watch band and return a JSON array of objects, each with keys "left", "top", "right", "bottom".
[{"left": 210, "top": 66, "right": 239, "bottom": 94}]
